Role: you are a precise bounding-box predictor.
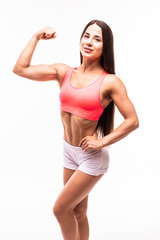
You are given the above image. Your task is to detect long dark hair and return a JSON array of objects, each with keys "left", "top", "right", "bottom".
[{"left": 80, "top": 20, "right": 115, "bottom": 138}]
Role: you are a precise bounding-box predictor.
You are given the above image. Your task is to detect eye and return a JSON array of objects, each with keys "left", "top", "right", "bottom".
[
  {"left": 84, "top": 34, "right": 89, "bottom": 38},
  {"left": 95, "top": 38, "right": 101, "bottom": 42}
]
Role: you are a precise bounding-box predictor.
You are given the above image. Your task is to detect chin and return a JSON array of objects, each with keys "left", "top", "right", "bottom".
[
  {"left": 82, "top": 54, "right": 101, "bottom": 62},
  {"left": 81, "top": 50, "right": 101, "bottom": 59}
]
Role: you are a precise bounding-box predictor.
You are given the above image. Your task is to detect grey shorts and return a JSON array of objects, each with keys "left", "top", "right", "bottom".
[{"left": 63, "top": 138, "right": 110, "bottom": 176}]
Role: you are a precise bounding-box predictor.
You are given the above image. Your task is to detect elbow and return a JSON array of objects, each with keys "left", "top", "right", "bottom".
[
  {"left": 12, "top": 66, "right": 18, "bottom": 74},
  {"left": 126, "top": 117, "right": 139, "bottom": 132},
  {"left": 12, "top": 68, "right": 17, "bottom": 74},
  {"left": 132, "top": 117, "right": 139, "bottom": 130},
  {"left": 12, "top": 67, "right": 22, "bottom": 75}
]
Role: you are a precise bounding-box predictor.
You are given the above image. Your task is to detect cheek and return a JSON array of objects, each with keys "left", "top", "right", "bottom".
[
  {"left": 95, "top": 43, "right": 103, "bottom": 54},
  {"left": 80, "top": 39, "right": 85, "bottom": 47},
  {"left": 80, "top": 39, "right": 87, "bottom": 53},
  {"left": 80, "top": 43, "right": 83, "bottom": 53}
]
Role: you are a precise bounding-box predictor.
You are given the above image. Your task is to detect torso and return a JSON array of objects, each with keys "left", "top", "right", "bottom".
[{"left": 57, "top": 67, "right": 113, "bottom": 146}]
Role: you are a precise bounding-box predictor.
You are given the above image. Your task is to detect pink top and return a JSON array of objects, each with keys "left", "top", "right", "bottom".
[{"left": 59, "top": 68, "right": 108, "bottom": 121}]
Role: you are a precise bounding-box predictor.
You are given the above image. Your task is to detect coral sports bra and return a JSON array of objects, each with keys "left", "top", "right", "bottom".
[{"left": 59, "top": 68, "right": 108, "bottom": 121}]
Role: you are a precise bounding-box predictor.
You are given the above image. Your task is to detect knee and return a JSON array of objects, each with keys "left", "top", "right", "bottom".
[
  {"left": 53, "top": 203, "right": 64, "bottom": 219},
  {"left": 53, "top": 202, "right": 71, "bottom": 220},
  {"left": 73, "top": 206, "right": 87, "bottom": 221}
]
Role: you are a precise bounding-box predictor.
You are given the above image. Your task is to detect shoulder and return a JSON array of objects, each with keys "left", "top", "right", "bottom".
[
  {"left": 104, "top": 73, "right": 127, "bottom": 94},
  {"left": 50, "top": 63, "right": 72, "bottom": 83}
]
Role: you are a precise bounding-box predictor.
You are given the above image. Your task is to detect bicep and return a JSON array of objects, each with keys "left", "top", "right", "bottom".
[
  {"left": 13, "top": 63, "right": 58, "bottom": 81},
  {"left": 110, "top": 76, "right": 137, "bottom": 120}
]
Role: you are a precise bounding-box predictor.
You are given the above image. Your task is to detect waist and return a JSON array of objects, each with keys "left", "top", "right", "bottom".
[
  {"left": 63, "top": 138, "right": 82, "bottom": 149},
  {"left": 63, "top": 138, "right": 103, "bottom": 154}
]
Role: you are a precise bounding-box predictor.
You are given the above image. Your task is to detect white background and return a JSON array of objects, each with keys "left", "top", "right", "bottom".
[{"left": 0, "top": 0, "right": 160, "bottom": 239}]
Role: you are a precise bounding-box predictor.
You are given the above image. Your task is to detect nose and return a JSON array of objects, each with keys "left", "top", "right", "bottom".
[{"left": 86, "top": 37, "right": 92, "bottom": 45}]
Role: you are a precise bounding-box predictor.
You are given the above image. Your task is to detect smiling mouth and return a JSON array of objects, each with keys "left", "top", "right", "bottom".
[{"left": 84, "top": 47, "right": 93, "bottom": 52}]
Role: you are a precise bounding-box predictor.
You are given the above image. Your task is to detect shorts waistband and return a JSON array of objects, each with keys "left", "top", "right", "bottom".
[{"left": 63, "top": 138, "right": 82, "bottom": 150}]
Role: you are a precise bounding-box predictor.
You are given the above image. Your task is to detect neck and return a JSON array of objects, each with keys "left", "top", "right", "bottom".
[{"left": 79, "top": 58, "right": 103, "bottom": 74}]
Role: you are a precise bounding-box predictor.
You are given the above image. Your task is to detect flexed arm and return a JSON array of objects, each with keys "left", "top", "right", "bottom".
[{"left": 12, "top": 27, "right": 70, "bottom": 82}]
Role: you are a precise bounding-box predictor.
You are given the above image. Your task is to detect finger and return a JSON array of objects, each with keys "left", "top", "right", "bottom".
[
  {"left": 51, "top": 31, "right": 56, "bottom": 36},
  {"left": 80, "top": 136, "right": 91, "bottom": 147},
  {"left": 79, "top": 137, "right": 87, "bottom": 146},
  {"left": 52, "top": 33, "right": 57, "bottom": 38},
  {"left": 82, "top": 141, "right": 89, "bottom": 150},
  {"left": 47, "top": 34, "right": 56, "bottom": 39},
  {"left": 44, "top": 31, "right": 56, "bottom": 37},
  {"left": 83, "top": 143, "right": 91, "bottom": 152},
  {"left": 43, "top": 34, "right": 56, "bottom": 40}
]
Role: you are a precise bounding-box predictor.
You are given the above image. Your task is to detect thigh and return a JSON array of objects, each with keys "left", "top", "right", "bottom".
[
  {"left": 63, "top": 167, "right": 88, "bottom": 211},
  {"left": 56, "top": 168, "right": 103, "bottom": 210},
  {"left": 63, "top": 167, "right": 76, "bottom": 185}
]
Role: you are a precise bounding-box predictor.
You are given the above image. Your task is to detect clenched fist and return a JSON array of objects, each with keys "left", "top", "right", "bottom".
[{"left": 34, "top": 26, "right": 56, "bottom": 40}]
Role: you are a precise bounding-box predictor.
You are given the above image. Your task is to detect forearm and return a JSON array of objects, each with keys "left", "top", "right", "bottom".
[
  {"left": 101, "top": 118, "right": 139, "bottom": 147},
  {"left": 13, "top": 34, "right": 39, "bottom": 72}
]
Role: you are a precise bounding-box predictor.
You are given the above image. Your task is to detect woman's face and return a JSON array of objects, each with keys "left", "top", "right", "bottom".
[{"left": 80, "top": 23, "right": 103, "bottom": 61}]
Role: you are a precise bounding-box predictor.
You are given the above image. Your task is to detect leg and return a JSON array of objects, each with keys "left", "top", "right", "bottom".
[
  {"left": 63, "top": 168, "right": 89, "bottom": 240},
  {"left": 53, "top": 168, "right": 103, "bottom": 240},
  {"left": 73, "top": 195, "right": 89, "bottom": 240}
]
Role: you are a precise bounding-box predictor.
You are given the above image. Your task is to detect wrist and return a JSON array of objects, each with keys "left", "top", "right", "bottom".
[
  {"left": 32, "top": 34, "right": 40, "bottom": 42},
  {"left": 98, "top": 138, "right": 105, "bottom": 148},
  {"left": 99, "top": 137, "right": 108, "bottom": 148}
]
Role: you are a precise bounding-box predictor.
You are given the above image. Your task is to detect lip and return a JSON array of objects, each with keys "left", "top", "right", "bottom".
[{"left": 84, "top": 47, "right": 93, "bottom": 52}]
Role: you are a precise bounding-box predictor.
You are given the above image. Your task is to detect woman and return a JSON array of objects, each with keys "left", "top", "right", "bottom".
[{"left": 13, "top": 20, "right": 139, "bottom": 240}]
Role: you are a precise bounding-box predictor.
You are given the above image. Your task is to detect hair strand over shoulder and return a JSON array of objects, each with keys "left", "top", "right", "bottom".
[{"left": 80, "top": 20, "right": 115, "bottom": 138}]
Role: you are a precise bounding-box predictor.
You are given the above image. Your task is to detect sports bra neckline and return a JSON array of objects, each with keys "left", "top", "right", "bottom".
[{"left": 69, "top": 68, "right": 106, "bottom": 89}]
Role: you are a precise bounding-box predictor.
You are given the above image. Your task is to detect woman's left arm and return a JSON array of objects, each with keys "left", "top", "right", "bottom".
[
  {"left": 79, "top": 75, "right": 139, "bottom": 151},
  {"left": 101, "top": 75, "right": 139, "bottom": 147}
]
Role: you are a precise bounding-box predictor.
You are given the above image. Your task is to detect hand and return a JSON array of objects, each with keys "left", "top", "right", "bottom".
[
  {"left": 79, "top": 136, "right": 103, "bottom": 152},
  {"left": 34, "top": 26, "right": 56, "bottom": 40}
]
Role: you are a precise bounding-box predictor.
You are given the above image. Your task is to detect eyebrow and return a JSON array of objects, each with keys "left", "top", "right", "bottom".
[{"left": 84, "top": 32, "right": 102, "bottom": 39}]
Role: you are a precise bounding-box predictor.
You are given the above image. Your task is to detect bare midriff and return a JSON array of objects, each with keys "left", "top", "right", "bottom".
[{"left": 60, "top": 111, "right": 98, "bottom": 146}]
